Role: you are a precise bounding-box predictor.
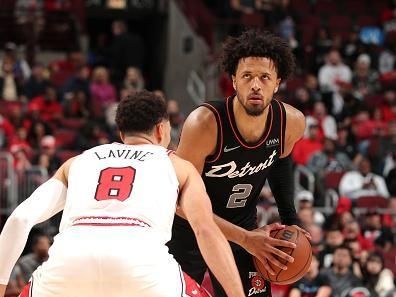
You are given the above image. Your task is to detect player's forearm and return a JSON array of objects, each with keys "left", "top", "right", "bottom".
[
  {"left": 194, "top": 223, "right": 245, "bottom": 297},
  {"left": 213, "top": 214, "right": 249, "bottom": 247},
  {"left": 0, "top": 284, "right": 6, "bottom": 297},
  {"left": 268, "top": 156, "right": 299, "bottom": 225}
]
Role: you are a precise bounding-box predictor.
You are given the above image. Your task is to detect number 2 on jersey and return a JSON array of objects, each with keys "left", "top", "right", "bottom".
[
  {"left": 226, "top": 184, "right": 253, "bottom": 208},
  {"left": 94, "top": 167, "right": 136, "bottom": 202}
]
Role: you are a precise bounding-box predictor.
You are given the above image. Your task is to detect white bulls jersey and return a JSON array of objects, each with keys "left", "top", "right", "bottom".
[{"left": 59, "top": 143, "right": 179, "bottom": 244}]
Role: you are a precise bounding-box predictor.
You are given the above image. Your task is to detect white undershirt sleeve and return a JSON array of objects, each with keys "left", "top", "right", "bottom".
[{"left": 0, "top": 178, "right": 67, "bottom": 284}]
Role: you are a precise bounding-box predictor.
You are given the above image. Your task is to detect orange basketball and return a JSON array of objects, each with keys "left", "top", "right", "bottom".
[{"left": 253, "top": 225, "right": 312, "bottom": 285}]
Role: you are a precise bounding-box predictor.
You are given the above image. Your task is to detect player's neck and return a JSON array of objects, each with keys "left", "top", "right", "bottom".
[
  {"left": 233, "top": 97, "right": 270, "bottom": 142},
  {"left": 123, "top": 134, "right": 156, "bottom": 146}
]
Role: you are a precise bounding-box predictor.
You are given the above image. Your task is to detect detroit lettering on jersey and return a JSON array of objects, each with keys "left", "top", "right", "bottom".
[
  {"left": 94, "top": 149, "right": 154, "bottom": 161},
  {"left": 205, "top": 150, "right": 276, "bottom": 178}
]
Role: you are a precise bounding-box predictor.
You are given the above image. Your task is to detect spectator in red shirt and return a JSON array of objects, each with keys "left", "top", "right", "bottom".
[
  {"left": 28, "top": 85, "right": 63, "bottom": 123},
  {"left": 0, "top": 113, "right": 15, "bottom": 148},
  {"left": 292, "top": 121, "right": 323, "bottom": 165}
]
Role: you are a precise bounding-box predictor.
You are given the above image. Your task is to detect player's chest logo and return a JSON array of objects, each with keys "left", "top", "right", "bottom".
[{"left": 205, "top": 150, "right": 277, "bottom": 178}]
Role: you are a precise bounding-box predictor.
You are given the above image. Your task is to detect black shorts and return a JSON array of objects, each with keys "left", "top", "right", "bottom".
[{"left": 168, "top": 229, "right": 271, "bottom": 297}]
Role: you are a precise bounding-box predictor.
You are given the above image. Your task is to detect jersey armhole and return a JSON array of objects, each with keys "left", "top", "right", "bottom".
[
  {"left": 276, "top": 100, "right": 287, "bottom": 155},
  {"left": 201, "top": 103, "right": 223, "bottom": 163}
]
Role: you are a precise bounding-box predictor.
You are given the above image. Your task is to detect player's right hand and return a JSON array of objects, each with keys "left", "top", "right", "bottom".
[{"left": 242, "top": 223, "right": 296, "bottom": 275}]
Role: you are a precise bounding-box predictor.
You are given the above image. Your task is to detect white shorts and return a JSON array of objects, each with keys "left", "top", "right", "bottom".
[{"left": 26, "top": 225, "right": 199, "bottom": 297}]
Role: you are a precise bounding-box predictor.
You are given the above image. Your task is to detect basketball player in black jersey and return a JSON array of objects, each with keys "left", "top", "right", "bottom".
[{"left": 168, "top": 30, "right": 311, "bottom": 296}]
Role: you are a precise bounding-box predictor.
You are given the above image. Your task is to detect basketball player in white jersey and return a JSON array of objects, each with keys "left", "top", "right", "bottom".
[{"left": 0, "top": 91, "right": 245, "bottom": 297}]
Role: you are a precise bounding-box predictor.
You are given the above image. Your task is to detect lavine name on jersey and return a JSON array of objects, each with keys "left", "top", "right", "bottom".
[
  {"left": 205, "top": 150, "right": 277, "bottom": 178},
  {"left": 94, "top": 149, "right": 154, "bottom": 161}
]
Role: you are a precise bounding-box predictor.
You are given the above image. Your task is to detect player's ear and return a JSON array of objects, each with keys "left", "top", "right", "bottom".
[
  {"left": 232, "top": 75, "right": 236, "bottom": 90},
  {"left": 275, "top": 78, "right": 281, "bottom": 93},
  {"left": 119, "top": 131, "right": 125, "bottom": 142},
  {"left": 155, "top": 122, "right": 164, "bottom": 144}
]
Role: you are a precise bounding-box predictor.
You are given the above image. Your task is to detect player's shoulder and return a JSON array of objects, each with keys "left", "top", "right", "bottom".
[
  {"left": 184, "top": 104, "right": 218, "bottom": 132},
  {"left": 281, "top": 102, "right": 305, "bottom": 123}
]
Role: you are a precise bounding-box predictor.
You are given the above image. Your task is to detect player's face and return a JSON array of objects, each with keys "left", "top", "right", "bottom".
[{"left": 232, "top": 57, "right": 281, "bottom": 116}]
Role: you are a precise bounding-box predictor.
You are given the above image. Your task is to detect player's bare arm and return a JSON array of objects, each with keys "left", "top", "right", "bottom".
[
  {"left": 176, "top": 106, "right": 296, "bottom": 273},
  {"left": 170, "top": 154, "right": 245, "bottom": 297},
  {"left": 281, "top": 103, "right": 306, "bottom": 158},
  {"left": 0, "top": 157, "right": 76, "bottom": 297}
]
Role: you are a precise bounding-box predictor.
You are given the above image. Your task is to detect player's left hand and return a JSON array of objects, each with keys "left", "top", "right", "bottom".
[{"left": 291, "top": 225, "right": 312, "bottom": 241}]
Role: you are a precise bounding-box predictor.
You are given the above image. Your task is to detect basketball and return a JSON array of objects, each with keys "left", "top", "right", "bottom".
[{"left": 253, "top": 225, "right": 312, "bottom": 285}]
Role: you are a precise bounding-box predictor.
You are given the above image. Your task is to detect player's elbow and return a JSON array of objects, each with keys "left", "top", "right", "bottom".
[
  {"left": 6, "top": 211, "right": 31, "bottom": 230},
  {"left": 190, "top": 217, "right": 216, "bottom": 239}
]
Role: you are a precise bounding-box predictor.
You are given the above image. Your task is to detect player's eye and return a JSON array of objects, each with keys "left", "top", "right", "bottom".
[
  {"left": 262, "top": 75, "right": 269, "bottom": 80},
  {"left": 243, "top": 73, "right": 251, "bottom": 79}
]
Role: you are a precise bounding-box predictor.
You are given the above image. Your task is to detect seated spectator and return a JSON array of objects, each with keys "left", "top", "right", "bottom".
[
  {"left": 305, "top": 101, "right": 337, "bottom": 141},
  {"left": 292, "top": 87, "right": 314, "bottom": 115},
  {"left": 379, "top": 43, "right": 395, "bottom": 75},
  {"left": 318, "top": 50, "right": 352, "bottom": 115},
  {"left": 28, "top": 85, "right": 63, "bottom": 123},
  {"left": 319, "top": 245, "right": 362, "bottom": 297},
  {"left": 314, "top": 28, "right": 333, "bottom": 67},
  {"left": 292, "top": 121, "right": 323, "bottom": 166},
  {"left": 24, "top": 63, "right": 50, "bottom": 100},
  {"left": 318, "top": 226, "right": 344, "bottom": 269},
  {"left": 90, "top": 66, "right": 117, "bottom": 118},
  {"left": 0, "top": 56, "right": 25, "bottom": 102},
  {"left": 27, "top": 121, "right": 52, "bottom": 150},
  {"left": 76, "top": 121, "right": 109, "bottom": 150},
  {"left": 383, "top": 196, "right": 396, "bottom": 228},
  {"left": 352, "top": 54, "right": 380, "bottom": 100},
  {"left": 308, "top": 137, "right": 353, "bottom": 203},
  {"left": 304, "top": 73, "right": 322, "bottom": 102},
  {"left": 10, "top": 145, "right": 31, "bottom": 176},
  {"left": 305, "top": 223, "right": 324, "bottom": 254},
  {"left": 362, "top": 210, "right": 394, "bottom": 251},
  {"left": 122, "top": 66, "right": 144, "bottom": 92},
  {"left": 61, "top": 65, "right": 91, "bottom": 102},
  {"left": 336, "top": 125, "right": 362, "bottom": 165},
  {"left": 0, "top": 113, "right": 15, "bottom": 148},
  {"left": 379, "top": 90, "right": 396, "bottom": 122},
  {"left": 339, "top": 157, "right": 390, "bottom": 199},
  {"left": 343, "top": 219, "right": 374, "bottom": 252},
  {"left": 289, "top": 254, "right": 331, "bottom": 297},
  {"left": 307, "top": 137, "right": 353, "bottom": 174},
  {"left": 17, "top": 233, "right": 51, "bottom": 283},
  {"left": 387, "top": 168, "right": 396, "bottom": 196},
  {"left": 0, "top": 42, "right": 31, "bottom": 82},
  {"left": 295, "top": 190, "right": 325, "bottom": 226},
  {"left": 63, "top": 90, "right": 90, "bottom": 119},
  {"left": 352, "top": 109, "right": 386, "bottom": 144},
  {"left": 361, "top": 252, "right": 395, "bottom": 297},
  {"left": 32, "top": 135, "right": 61, "bottom": 175},
  {"left": 8, "top": 127, "right": 32, "bottom": 154}
]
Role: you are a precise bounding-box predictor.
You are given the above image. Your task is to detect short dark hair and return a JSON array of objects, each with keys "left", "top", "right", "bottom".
[
  {"left": 221, "top": 30, "right": 296, "bottom": 80},
  {"left": 115, "top": 90, "right": 168, "bottom": 135}
]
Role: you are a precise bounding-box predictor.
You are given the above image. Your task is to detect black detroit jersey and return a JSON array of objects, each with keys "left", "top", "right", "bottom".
[{"left": 172, "top": 95, "right": 287, "bottom": 236}]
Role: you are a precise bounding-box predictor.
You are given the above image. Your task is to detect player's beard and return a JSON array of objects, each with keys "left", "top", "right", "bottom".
[{"left": 236, "top": 92, "right": 271, "bottom": 116}]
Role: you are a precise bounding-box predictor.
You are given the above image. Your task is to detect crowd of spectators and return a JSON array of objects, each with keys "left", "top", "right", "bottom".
[{"left": 1, "top": 0, "right": 396, "bottom": 296}]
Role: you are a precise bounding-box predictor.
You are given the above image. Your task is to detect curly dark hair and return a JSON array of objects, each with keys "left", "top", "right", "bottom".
[
  {"left": 221, "top": 30, "right": 296, "bottom": 80},
  {"left": 115, "top": 90, "right": 168, "bottom": 134}
]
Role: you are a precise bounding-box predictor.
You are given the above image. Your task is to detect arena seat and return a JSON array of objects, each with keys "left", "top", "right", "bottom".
[
  {"left": 356, "top": 15, "right": 379, "bottom": 27},
  {"left": 355, "top": 196, "right": 389, "bottom": 209},
  {"left": 324, "top": 171, "right": 345, "bottom": 190},
  {"left": 314, "top": 0, "right": 338, "bottom": 16},
  {"left": 60, "top": 118, "right": 86, "bottom": 130}
]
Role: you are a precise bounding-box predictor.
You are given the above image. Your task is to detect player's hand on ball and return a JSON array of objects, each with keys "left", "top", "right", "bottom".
[
  {"left": 291, "top": 224, "right": 312, "bottom": 240},
  {"left": 243, "top": 223, "right": 296, "bottom": 275}
]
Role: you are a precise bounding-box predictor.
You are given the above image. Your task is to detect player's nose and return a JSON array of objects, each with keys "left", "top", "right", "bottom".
[{"left": 251, "top": 77, "right": 261, "bottom": 92}]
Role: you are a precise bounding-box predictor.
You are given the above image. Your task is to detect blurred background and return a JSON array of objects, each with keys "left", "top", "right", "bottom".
[{"left": 0, "top": 0, "right": 395, "bottom": 296}]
